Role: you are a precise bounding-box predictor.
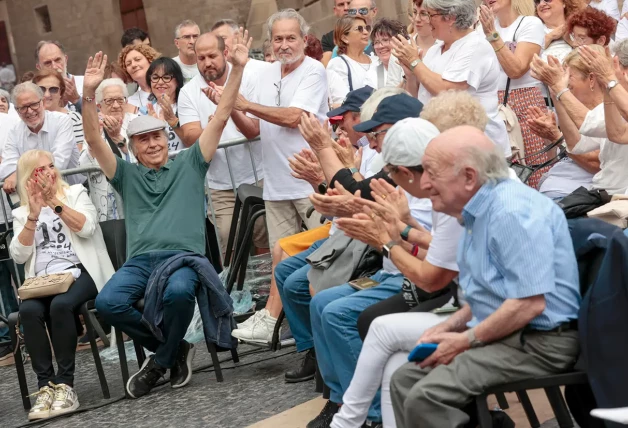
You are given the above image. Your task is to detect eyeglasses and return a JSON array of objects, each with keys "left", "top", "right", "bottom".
[
  {"left": 569, "top": 32, "right": 589, "bottom": 44},
  {"left": 417, "top": 11, "right": 430, "bottom": 21},
  {"left": 348, "top": 7, "right": 373, "bottom": 16},
  {"left": 16, "top": 100, "right": 42, "bottom": 115},
  {"left": 102, "top": 97, "right": 127, "bottom": 106},
  {"left": 177, "top": 34, "right": 200, "bottom": 41},
  {"left": 367, "top": 128, "right": 389, "bottom": 140},
  {"left": 533, "top": 0, "right": 553, "bottom": 5},
  {"left": 373, "top": 37, "right": 391, "bottom": 47},
  {"left": 427, "top": 12, "right": 447, "bottom": 22},
  {"left": 39, "top": 86, "right": 60, "bottom": 95},
  {"left": 150, "top": 74, "right": 174, "bottom": 84},
  {"left": 354, "top": 25, "right": 372, "bottom": 34},
  {"left": 274, "top": 81, "right": 282, "bottom": 107}
]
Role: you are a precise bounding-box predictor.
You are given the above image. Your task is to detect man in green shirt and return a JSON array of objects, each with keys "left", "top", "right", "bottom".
[{"left": 87, "top": 31, "right": 250, "bottom": 398}]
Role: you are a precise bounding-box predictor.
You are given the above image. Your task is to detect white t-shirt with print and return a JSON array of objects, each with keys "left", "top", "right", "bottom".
[
  {"left": 34, "top": 207, "right": 81, "bottom": 276},
  {"left": 173, "top": 56, "right": 200, "bottom": 85},
  {"left": 419, "top": 31, "right": 511, "bottom": 157},
  {"left": 327, "top": 55, "right": 379, "bottom": 105},
  {"left": 255, "top": 56, "right": 330, "bottom": 201},
  {"left": 495, "top": 16, "right": 545, "bottom": 91},
  {"left": 152, "top": 102, "right": 184, "bottom": 152},
  {"left": 178, "top": 64, "right": 264, "bottom": 190}
]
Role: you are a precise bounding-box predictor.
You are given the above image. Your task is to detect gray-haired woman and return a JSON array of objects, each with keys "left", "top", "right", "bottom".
[{"left": 391, "top": 0, "right": 510, "bottom": 157}]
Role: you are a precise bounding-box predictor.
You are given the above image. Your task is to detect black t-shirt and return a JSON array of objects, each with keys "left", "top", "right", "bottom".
[{"left": 322, "top": 30, "right": 335, "bottom": 53}]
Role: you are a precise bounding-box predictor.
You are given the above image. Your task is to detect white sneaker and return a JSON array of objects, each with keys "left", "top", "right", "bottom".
[
  {"left": 237, "top": 308, "right": 268, "bottom": 329},
  {"left": 591, "top": 407, "right": 628, "bottom": 424},
  {"left": 28, "top": 386, "right": 55, "bottom": 420},
  {"left": 232, "top": 311, "right": 277, "bottom": 343},
  {"left": 49, "top": 383, "right": 79, "bottom": 417}
]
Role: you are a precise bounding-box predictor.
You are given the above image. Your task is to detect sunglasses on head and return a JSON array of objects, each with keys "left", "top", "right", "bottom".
[
  {"left": 39, "top": 86, "right": 60, "bottom": 95},
  {"left": 348, "top": 7, "right": 370, "bottom": 16}
]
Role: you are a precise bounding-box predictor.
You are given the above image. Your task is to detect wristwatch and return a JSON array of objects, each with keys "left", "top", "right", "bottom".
[
  {"left": 409, "top": 59, "right": 422, "bottom": 70},
  {"left": 382, "top": 240, "right": 399, "bottom": 258},
  {"left": 467, "top": 328, "right": 485, "bottom": 348},
  {"left": 116, "top": 137, "right": 127, "bottom": 148},
  {"left": 401, "top": 225, "right": 412, "bottom": 241},
  {"left": 349, "top": 167, "right": 359, "bottom": 174},
  {"left": 607, "top": 80, "right": 618, "bottom": 93},
  {"left": 318, "top": 181, "right": 328, "bottom": 195},
  {"left": 54, "top": 204, "right": 63, "bottom": 214},
  {"left": 486, "top": 32, "right": 500, "bottom": 42}
]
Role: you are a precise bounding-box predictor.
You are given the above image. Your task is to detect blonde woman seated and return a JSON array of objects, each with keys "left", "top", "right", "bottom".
[{"left": 10, "top": 150, "right": 114, "bottom": 421}]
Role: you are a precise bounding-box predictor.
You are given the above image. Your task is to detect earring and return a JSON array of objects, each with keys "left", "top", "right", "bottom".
[{"left": 409, "top": 179, "right": 414, "bottom": 184}]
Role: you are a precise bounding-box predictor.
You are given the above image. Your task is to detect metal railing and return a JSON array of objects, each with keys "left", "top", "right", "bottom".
[{"left": 0, "top": 136, "right": 263, "bottom": 317}]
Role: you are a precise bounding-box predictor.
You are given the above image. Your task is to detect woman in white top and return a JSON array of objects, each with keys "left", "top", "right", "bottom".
[
  {"left": 31, "top": 70, "right": 85, "bottom": 152},
  {"left": 409, "top": 0, "right": 438, "bottom": 53},
  {"left": 118, "top": 43, "right": 160, "bottom": 111},
  {"left": 144, "top": 57, "right": 185, "bottom": 153},
  {"left": 327, "top": 16, "right": 379, "bottom": 107},
  {"left": 535, "top": 0, "right": 582, "bottom": 62},
  {"left": 370, "top": 18, "right": 408, "bottom": 88},
  {"left": 391, "top": 0, "right": 510, "bottom": 156},
  {"left": 11, "top": 150, "right": 114, "bottom": 421},
  {"left": 480, "top": 0, "right": 551, "bottom": 188}
]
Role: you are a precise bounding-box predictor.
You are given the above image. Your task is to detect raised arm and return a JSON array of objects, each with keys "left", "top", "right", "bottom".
[
  {"left": 82, "top": 52, "right": 118, "bottom": 179},
  {"left": 198, "top": 29, "right": 250, "bottom": 162}
]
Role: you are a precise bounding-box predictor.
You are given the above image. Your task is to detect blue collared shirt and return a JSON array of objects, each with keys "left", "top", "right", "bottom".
[{"left": 457, "top": 179, "right": 580, "bottom": 330}]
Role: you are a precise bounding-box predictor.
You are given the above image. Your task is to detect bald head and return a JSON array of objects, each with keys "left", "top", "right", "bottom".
[
  {"left": 196, "top": 32, "right": 225, "bottom": 53},
  {"left": 421, "top": 126, "right": 509, "bottom": 217},
  {"left": 195, "top": 32, "right": 228, "bottom": 83}
]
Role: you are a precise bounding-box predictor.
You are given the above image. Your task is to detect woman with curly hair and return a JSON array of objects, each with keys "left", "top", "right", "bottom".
[
  {"left": 536, "top": 0, "right": 585, "bottom": 61},
  {"left": 117, "top": 44, "right": 160, "bottom": 112},
  {"left": 567, "top": 6, "right": 617, "bottom": 46}
]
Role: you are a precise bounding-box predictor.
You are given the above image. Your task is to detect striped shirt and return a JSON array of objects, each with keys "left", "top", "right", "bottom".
[
  {"left": 457, "top": 179, "right": 580, "bottom": 330},
  {"left": 67, "top": 110, "right": 84, "bottom": 148}
]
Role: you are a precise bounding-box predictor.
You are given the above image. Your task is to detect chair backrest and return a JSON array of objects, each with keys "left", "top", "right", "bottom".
[{"left": 99, "top": 219, "right": 127, "bottom": 271}]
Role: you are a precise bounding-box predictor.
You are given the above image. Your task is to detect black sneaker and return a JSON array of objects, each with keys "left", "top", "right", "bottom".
[
  {"left": 362, "top": 422, "right": 382, "bottom": 428},
  {"left": 285, "top": 348, "right": 316, "bottom": 383},
  {"left": 0, "top": 344, "right": 11, "bottom": 359},
  {"left": 170, "top": 340, "right": 195, "bottom": 389},
  {"left": 306, "top": 400, "right": 340, "bottom": 428},
  {"left": 126, "top": 355, "right": 166, "bottom": 399}
]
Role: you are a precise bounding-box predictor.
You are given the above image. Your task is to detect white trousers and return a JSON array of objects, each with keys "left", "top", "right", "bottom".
[{"left": 331, "top": 312, "right": 451, "bottom": 428}]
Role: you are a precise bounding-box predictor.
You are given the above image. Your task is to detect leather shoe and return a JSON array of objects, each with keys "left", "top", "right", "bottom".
[
  {"left": 285, "top": 348, "right": 316, "bottom": 383},
  {"left": 306, "top": 400, "right": 340, "bottom": 428}
]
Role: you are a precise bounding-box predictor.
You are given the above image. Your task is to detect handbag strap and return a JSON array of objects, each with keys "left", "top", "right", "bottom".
[
  {"left": 44, "top": 256, "right": 79, "bottom": 275},
  {"left": 377, "top": 63, "right": 385, "bottom": 88},
  {"left": 339, "top": 55, "right": 354, "bottom": 92},
  {"left": 502, "top": 17, "right": 525, "bottom": 106}
]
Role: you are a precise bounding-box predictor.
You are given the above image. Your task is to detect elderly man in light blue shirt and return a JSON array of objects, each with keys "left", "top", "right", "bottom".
[{"left": 389, "top": 126, "right": 581, "bottom": 428}]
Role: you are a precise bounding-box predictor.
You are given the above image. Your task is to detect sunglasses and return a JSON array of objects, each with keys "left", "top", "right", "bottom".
[
  {"left": 348, "top": 7, "right": 371, "bottom": 16},
  {"left": 39, "top": 86, "right": 60, "bottom": 95},
  {"left": 150, "top": 74, "right": 174, "bottom": 83},
  {"left": 533, "top": 0, "right": 552, "bottom": 5},
  {"left": 354, "top": 25, "right": 372, "bottom": 34}
]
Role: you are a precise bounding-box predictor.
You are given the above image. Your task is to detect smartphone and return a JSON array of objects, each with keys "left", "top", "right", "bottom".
[
  {"left": 7, "top": 192, "right": 20, "bottom": 210},
  {"left": 432, "top": 306, "right": 459, "bottom": 315},
  {"left": 348, "top": 277, "right": 380, "bottom": 291},
  {"left": 407, "top": 343, "right": 438, "bottom": 362}
]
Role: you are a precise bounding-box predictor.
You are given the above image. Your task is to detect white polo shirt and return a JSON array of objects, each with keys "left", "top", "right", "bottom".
[
  {"left": 178, "top": 62, "right": 264, "bottom": 190},
  {"left": 0, "top": 110, "right": 81, "bottom": 184},
  {"left": 255, "top": 56, "right": 330, "bottom": 201}
]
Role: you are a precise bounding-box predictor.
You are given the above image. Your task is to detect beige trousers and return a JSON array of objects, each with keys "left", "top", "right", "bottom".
[{"left": 264, "top": 198, "right": 324, "bottom": 250}]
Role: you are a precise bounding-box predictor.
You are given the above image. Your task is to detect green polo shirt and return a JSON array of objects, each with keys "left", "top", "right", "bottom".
[{"left": 110, "top": 142, "right": 209, "bottom": 259}]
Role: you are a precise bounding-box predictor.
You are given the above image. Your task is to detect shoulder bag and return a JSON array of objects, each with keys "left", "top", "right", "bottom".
[{"left": 18, "top": 258, "right": 77, "bottom": 300}]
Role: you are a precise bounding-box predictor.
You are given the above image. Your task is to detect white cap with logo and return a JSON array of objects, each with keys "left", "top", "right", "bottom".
[{"left": 370, "top": 117, "right": 441, "bottom": 174}]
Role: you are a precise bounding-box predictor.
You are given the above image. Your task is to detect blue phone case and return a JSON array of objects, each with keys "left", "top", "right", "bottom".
[{"left": 407, "top": 343, "right": 438, "bottom": 362}]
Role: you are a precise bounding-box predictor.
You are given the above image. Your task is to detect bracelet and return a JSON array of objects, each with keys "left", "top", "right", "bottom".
[
  {"left": 556, "top": 88, "right": 570, "bottom": 101},
  {"left": 349, "top": 167, "right": 358, "bottom": 174},
  {"left": 401, "top": 225, "right": 412, "bottom": 241},
  {"left": 411, "top": 244, "right": 419, "bottom": 257},
  {"left": 23, "top": 224, "right": 35, "bottom": 231},
  {"left": 604, "top": 101, "right": 616, "bottom": 105},
  {"left": 494, "top": 44, "right": 505, "bottom": 53},
  {"left": 27, "top": 216, "right": 38, "bottom": 222}
]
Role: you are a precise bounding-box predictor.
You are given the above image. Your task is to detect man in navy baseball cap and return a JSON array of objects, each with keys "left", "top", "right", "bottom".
[
  {"left": 327, "top": 86, "right": 374, "bottom": 150},
  {"left": 353, "top": 93, "right": 423, "bottom": 151},
  {"left": 327, "top": 85, "right": 375, "bottom": 118}
]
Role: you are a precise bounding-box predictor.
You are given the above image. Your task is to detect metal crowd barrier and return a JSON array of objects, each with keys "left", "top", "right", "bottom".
[{"left": 0, "top": 136, "right": 262, "bottom": 316}]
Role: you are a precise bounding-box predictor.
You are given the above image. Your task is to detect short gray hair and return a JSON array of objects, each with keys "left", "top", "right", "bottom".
[
  {"left": 35, "top": 40, "right": 66, "bottom": 61},
  {"left": 95, "top": 78, "right": 129, "bottom": 104},
  {"left": 0, "top": 88, "right": 10, "bottom": 103},
  {"left": 174, "top": 20, "right": 200, "bottom": 39},
  {"left": 211, "top": 19, "right": 239, "bottom": 32},
  {"left": 455, "top": 144, "right": 510, "bottom": 185},
  {"left": 266, "top": 9, "right": 310, "bottom": 41},
  {"left": 361, "top": 87, "right": 408, "bottom": 121},
  {"left": 424, "top": 0, "right": 476, "bottom": 30},
  {"left": 11, "top": 82, "right": 43, "bottom": 104},
  {"left": 614, "top": 39, "right": 628, "bottom": 67}
]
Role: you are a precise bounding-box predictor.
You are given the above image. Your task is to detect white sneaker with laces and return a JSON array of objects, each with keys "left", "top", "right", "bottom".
[
  {"left": 236, "top": 308, "right": 268, "bottom": 329},
  {"left": 28, "top": 386, "right": 54, "bottom": 421},
  {"left": 232, "top": 311, "right": 277, "bottom": 343},
  {"left": 49, "top": 383, "right": 79, "bottom": 417}
]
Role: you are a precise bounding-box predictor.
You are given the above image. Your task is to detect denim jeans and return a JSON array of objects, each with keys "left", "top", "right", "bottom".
[
  {"left": 95, "top": 250, "right": 198, "bottom": 368},
  {"left": 310, "top": 271, "right": 404, "bottom": 422},
  {"left": 274, "top": 238, "right": 327, "bottom": 352}
]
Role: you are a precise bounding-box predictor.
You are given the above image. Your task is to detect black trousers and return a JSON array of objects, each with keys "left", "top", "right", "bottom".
[{"left": 19, "top": 266, "right": 97, "bottom": 388}]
